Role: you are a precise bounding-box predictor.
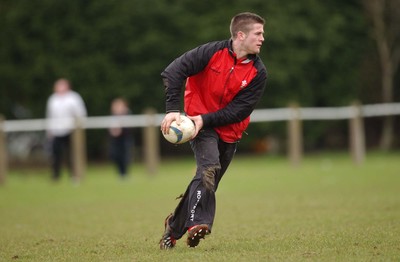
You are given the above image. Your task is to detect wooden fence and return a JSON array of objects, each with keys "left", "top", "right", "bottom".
[{"left": 1, "top": 102, "right": 400, "bottom": 185}]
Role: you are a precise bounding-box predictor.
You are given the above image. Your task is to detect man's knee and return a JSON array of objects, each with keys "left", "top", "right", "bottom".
[{"left": 201, "top": 165, "right": 221, "bottom": 192}]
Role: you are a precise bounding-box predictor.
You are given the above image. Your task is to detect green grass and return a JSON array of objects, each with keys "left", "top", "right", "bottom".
[{"left": 0, "top": 152, "right": 399, "bottom": 261}]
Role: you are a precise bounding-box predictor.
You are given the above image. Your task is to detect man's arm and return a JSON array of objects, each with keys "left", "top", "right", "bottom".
[
  {"left": 201, "top": 68, "right": 267, "bottom": 127},
  {"left": 161, "top": 41, "right": 228, "bottom": 135},
  {"left": 73, "top": 93, "right": 87, "bottom": 118},
  {"left": 161, "top": 41, "right": 228, "bottom": 113}
]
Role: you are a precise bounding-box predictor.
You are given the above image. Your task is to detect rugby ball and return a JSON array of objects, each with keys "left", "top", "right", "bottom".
[{"left": 163, "top": 115, "right": 195, "bottom": 144}]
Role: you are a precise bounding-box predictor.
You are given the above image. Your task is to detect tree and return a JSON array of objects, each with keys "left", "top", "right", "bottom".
[
  {"left": 2, "top": 0, "right": 392, "bottom": 156},
  {"left": 363, "top": 0, "right": 400, "bottom": 150}
]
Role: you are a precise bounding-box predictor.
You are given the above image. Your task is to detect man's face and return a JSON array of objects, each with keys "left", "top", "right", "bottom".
[
  {"left": 242, "top": 23, "right": 264, "bottom": 54},
  {"left": 54, "top": 80, "right": 70, "bottom": 95}
]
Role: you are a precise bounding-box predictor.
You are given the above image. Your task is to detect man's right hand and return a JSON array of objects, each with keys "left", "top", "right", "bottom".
[{"left": 161, "top": 112, "right": 181, "bottom": 135}]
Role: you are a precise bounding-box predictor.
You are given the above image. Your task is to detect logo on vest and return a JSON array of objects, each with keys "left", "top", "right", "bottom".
[{"left": 240, "top": 80, "right": 248, "bottom": 88}]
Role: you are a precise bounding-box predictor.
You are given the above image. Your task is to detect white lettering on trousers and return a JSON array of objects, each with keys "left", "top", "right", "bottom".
[{"left": 190, "top": 190, "right": 202, "bottom": 221}]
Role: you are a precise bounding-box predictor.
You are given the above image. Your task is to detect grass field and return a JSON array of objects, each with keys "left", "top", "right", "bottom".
[{"left": 0, "top": 152, "right": 399, "bottom": 261}]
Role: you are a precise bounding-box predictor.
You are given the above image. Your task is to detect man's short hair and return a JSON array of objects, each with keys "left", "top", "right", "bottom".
[
  {"left": 54, "top": 78, "right": 70, "bottom": 87},
  {"left": 230, "top": 12, "right": 265, "bottom": 39}
]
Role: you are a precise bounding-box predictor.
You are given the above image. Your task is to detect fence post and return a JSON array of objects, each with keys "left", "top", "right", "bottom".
[
  {"left": 349, "top": 101, "right": 365, "bottom": 165},
  {"left": 0, "top": 115, "right": 7, "bottom": 185},
  {"left": 287, "top": 103, "right": 302, "bottom": 167},
  {"left": 71, "top": 118, "right": 86, "bottom": 182},
  {"left": 143, "top": 108, "right": 159, "bottom": 174}
]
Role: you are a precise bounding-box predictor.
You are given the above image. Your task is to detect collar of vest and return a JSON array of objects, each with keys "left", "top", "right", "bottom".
[{"left": 227, "top": 39, "right": 258, "bottom": 64}]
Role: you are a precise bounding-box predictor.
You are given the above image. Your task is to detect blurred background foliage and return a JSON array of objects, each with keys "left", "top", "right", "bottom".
[{"left": 0, "top": 0, "right": 399, "bottom": 159}]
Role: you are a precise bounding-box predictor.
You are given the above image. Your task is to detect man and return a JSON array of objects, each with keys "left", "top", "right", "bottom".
[
  {"left": 46, "top": 78, "right": 87, "bottom": 181},
  {"left": 160, "top": 12, "right": 267, "bottom": 249},
  {"left": 109, "top": 97, "right": 132, "bottom": 179}
]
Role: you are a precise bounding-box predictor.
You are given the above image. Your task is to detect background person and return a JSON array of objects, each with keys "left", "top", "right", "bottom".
[
  {"left": 159, "top": 12, "right": 267, "bottom": 249},
  {"left": 46, "top": 78, "right": 87, "bottom": 181},
  {"left": 109, "top": 98, "right": 132, "bottom": 179}
]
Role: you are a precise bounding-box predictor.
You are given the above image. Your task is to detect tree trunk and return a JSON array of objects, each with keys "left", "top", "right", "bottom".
[
  {"left": 364, "top": 0, "right": 396, "bottom": 150},
  {"left": 379, "top": 43, "right": 394, "bottom": 150}
]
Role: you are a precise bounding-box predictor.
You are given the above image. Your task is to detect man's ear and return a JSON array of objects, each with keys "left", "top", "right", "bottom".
[{"left": 238, "top": 31, "right": 246, "bottom": 40}]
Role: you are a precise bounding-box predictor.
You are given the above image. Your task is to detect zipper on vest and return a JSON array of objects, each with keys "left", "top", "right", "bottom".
[{"left": 219, "top": 65, "right": 235, "bottom": 106}]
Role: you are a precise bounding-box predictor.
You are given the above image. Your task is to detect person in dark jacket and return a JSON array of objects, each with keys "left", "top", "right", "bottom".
[
  {"left": 159, "top": 12, "right": 267, "bottom": 249},
  {"left": 109, "top": 98, "right": 132, "bottom": 179}
]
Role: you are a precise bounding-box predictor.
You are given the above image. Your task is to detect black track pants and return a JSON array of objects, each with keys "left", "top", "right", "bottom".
[
  {"left": 51, "top": 134, "right": 72, "bottom": 180},
  {"left": 169, "top": 128, "right": 237, "bottom": 240}
]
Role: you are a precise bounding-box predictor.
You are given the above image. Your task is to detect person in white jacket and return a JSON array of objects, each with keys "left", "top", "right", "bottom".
[{"left": 46, "top": 78, "right": 87, "bottom": 181}]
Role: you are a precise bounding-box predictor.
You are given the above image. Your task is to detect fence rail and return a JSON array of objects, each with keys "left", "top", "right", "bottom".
[
  {"left": 250, "top": 102, "right": 400, "bottom": 122},
  {"left": 1, "top": 102, "right": 400, "bottom": 185},
  {"left": 2, "top": 103, "right": 400, "bottom": 132}
]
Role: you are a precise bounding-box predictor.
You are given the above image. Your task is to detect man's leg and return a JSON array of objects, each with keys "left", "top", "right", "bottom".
[
  {"left": 186, "top": 130, "right": 237, "bottom": 230},
  {"left": 121, "top": 139, "right": 131, "bottom": 177},
  {"left": 114, "top": 146, "right": 126, "bottom": 176},
  {"left": 161, "top": 129, "right": 237, "bottom": 248},
  {"left": 51, "top": 136, "right": 62, "bottom": 180},
  {"left": 168, "top": 129, "right": 220, "bottom": 240},
  {"left": 214, "top": 140, "right": 237, "bottom": 191},
  {"left": 62, "top": 134, "right": 73, "bottom": 178},
  {"left": 185, "top": 130, "right": 237, "bottom": 247}
]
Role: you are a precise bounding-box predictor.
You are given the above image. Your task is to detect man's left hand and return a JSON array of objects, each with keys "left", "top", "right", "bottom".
[{"left": 187, "top": 115, "right": 203, "bottom": 139}]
